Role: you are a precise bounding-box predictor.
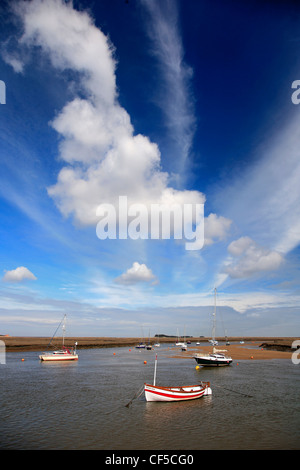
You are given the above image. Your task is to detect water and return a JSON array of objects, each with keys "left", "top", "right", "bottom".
[{"left": 0, "top": 345, "right": 299, "bottom": 450}]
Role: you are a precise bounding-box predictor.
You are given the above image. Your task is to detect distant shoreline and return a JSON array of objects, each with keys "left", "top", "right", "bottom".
[{"left": 0, "top": 336, "right": 297, "bottom": 354}]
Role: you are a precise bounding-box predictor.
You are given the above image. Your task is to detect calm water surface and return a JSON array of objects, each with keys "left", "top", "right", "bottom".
[{"left": 0, "top": 345, "right": 299, "bottom": 450}]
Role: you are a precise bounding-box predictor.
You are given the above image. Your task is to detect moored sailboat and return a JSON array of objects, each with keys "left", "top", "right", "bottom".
[
  {"left": 194, "top": 288, "right": 232, "bottom": 367},
  {"left": 135, "top": 327, "right": 146, "bottom": 349},
  {"left": 39, "top": 314, "right": 78, "bottom": 362},
  {"left": 146, "top": 329, "right": 153, "bottom": 350},
  {"left": 175, "top": 328, "right": 186, "bottom": 348}
]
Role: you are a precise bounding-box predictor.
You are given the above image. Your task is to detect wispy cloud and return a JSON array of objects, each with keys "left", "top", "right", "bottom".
[
  {"left": 212, "top": 108, "right": 300, "bottom": 289},
  {"left": 216, "top": 112, "right": 300, "bottom": 256},
  {"left": 140, "top": 0, "right": 196, "bottom": 182}
]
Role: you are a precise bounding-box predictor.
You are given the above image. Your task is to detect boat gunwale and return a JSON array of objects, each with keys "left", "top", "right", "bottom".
[
  {"left": 144, "top": 382, "right": 209, "bottom": 394},
  {"left": 194, "top": 353, "right": 232, "bottom": 360}
]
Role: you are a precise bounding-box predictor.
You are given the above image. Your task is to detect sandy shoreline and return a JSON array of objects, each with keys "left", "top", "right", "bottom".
[
  {"left": 171, "top": 343, "right": 294, "bottom": 361},
  {"left": 0, "top": 336, "right": 297, "bottom": 360}
]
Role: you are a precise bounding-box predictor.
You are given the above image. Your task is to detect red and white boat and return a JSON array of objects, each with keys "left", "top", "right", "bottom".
[
  {"left": 144, "top": 382, "right": 211, "bottom": 402},
  {"left": 39, "top": 315, "right": 78, "bottom": 362},
  {"left": 144, "top": 354, "right": 212, "bottom": 402}
]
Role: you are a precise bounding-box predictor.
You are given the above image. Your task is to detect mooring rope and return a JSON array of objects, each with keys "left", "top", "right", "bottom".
[
  {"left": 213, "top": 383, "right": 253, "bottom": 398},
  {"left": 125, "top": 385, "right": 145, "bottom": 408},
  {"left": 100, "top": 385, "right": 145, "bottom": 416}
]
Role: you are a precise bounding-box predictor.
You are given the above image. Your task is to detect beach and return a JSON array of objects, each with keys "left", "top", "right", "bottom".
[{"left": 1, "top": 336, "right": 297, "bottom": 360}]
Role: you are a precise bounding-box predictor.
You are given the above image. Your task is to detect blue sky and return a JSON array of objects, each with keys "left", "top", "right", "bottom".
[{"left": 0, "top": 0, "right": 300, "bottom": 337}]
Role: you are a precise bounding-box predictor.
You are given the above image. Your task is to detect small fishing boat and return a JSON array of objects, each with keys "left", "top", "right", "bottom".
[
  {"left": 144, "top": 355, "right": 212, "bottom": 402},
  {"left": 144, "top": 382, "right": 211, "bottom": 402},
  {"left": 39, "top": 314, "right": 78, "bottom": 362}
]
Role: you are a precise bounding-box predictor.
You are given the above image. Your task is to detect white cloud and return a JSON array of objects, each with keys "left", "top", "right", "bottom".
[
  {"left": 2, "top": 266, "right": 37, "bottom": 283},
  {"left": 204, "top": 213, "right": 232, "bottom": 246},
  {"left": 114, "top": 262, "right": 158, "bottom": 285},
  {"left": 7, "top": 0, "right": 232, "bottom": 256},
  {"left": 11, "top": 0, "right": 205, "bottom": 228},
  {"left": 2, "top": 51, "right": 24, "bottom": 73},
  {"left": 18, "top": 0, "right": 117, "bottom": 105},
  {"left": 227, "top": 236, "right": 254, "bottom": 257},
  {"left": 224, "top": 236, "right": 283, "bottom": 279}
]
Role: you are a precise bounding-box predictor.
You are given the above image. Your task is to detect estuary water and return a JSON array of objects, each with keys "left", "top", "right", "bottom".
[{"left": 0, "top": 345, "right": 299, "bottom": 450}]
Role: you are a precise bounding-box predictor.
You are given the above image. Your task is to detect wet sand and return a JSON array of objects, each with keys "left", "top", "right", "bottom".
[
  {"left": 0, "top": 336, "right": 297, "bottom": 359},
  {"left": 170, "top": 342, "right": 294, "bottom": 360},
  {"left": 0, "top": 336, "right": 140, "bottom": 351}
]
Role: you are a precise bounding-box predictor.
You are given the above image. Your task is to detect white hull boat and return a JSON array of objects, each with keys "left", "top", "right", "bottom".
[
  {"left": 144, "top": 382, "right": 212, "bottom": 402},
  {"left": 39, "top": 348, "right": 78, "bottom": 361},
  {"left": 39, "top": 314, "right": 78, "bottom": 362},
  {"left": 194, "top": 351, "right": 232, "bottom": 367},
  {"left": 144, "top": 354, "right": 212, "bottom": 402},
  {"left": 194, "top": 288, "right": 232, "bottom": 367}
]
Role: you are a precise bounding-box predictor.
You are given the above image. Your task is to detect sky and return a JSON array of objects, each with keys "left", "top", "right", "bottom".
[{"left": 0, "top": 0, "right": 300, "bottom": 338}]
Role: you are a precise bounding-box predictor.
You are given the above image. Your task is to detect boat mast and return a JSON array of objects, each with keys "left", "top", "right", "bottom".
[
  {"left": 62, "top": 314, "right": 66, "bottom": 348},
  {"left": 212, "top": 287, "right": 216, "bottom": 343},
  {"left": 153, "top": 354, "right": 158, "bottom": 386}
]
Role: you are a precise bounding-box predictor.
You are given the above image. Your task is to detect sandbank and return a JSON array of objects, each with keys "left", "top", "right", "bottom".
[{"left": 0, "top": 336, "right": 297, "bottom": 360}]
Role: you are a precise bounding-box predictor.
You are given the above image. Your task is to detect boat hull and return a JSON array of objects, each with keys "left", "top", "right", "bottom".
[
  {"left": 194, "top": 354, "right": 232, "bottom": 367},
  {"left": 144, "top": 382, "right": 211, "bottom": 402},
  {"left": 39, "top": 353, "right": 78, "bottom": 361}
]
